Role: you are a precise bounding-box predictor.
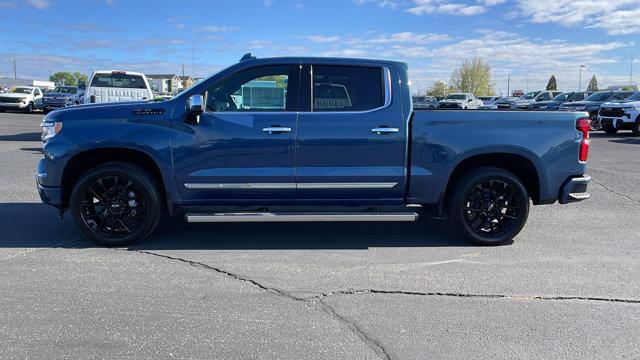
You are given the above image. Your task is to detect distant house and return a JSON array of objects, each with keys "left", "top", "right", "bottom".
[
  {"left": 178, "top": 75, "right": 195, "bottom": 90},
  {"left": 146, "top": 74, "right": 180, "bottom": 95}
]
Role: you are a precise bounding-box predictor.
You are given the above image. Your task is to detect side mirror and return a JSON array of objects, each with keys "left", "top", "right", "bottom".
[
  {"left": 187, "top": 94, "right": 204, "bottom": 114},
  {"left": 186, "top": 94, "right": 204, "bottom": 124}
]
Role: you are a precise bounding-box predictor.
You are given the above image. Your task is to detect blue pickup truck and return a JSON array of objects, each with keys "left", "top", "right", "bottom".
[{"left": 37, "top": 55, "right": 591, "bottom": 246}]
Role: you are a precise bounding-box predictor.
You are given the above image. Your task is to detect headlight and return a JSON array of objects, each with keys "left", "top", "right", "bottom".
[
  {"left": 539, "top": 105, "right": 547, "bottom": 109},
  {"left": 21, "top": 97, "right": 28, "bottom": 103},
  {"left": 41, "top": 122, "right": 62, "bottom": 141}
]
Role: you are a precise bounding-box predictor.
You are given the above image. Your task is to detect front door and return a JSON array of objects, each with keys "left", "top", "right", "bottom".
[
  {"left": 295, "top": 64, "right": 406, "bottom": 202},
  {"left": 172, "top": 64, "right": 300, "bottom": 204}
]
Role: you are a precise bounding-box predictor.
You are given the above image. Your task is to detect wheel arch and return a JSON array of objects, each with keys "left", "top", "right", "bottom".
[
  {"left": 61, "top": 147, "right": 170, "bottom": 211},
  {"left": 441, "top": 150, "right": 544, "bottom": 214}
]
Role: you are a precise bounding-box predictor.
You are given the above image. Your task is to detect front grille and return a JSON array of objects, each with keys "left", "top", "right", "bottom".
[
  {"left": 439, "top": 103, "right": 461, "bottom": 109},
  {"left": 599, "top": 107, "right": 625, "bottom": 117},
  {"left": 0, "top": 97, "right": 22, "bottom": 103}
]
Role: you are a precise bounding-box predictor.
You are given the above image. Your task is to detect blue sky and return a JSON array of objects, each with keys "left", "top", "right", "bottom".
[{"left": 0, "top": 0, "right": 638, "bottom": 94}]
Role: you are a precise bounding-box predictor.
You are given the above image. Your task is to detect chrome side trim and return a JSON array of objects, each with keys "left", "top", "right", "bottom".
[
  {"left": 184, "top": 183, "right": 296, "bottom": 189},
  {"left": 184, "top": 182, "right": 398, "bottom": 190},
  {"left": 186, "top": 212, "right": 418, "bottom": 223},
  {"left": 297, "top": 182, "right": 398, "bottom": 189}
]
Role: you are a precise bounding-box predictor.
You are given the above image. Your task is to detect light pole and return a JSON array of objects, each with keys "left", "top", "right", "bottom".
[
  {"left": 507, "top": 73, "right": 511, "bottom": 97},
  {"left": 578, "top": 65, "right": 586, "bottom": 92},
  {"left": 631, "top": 57, "right": 634, "bottom": 86},
  {"left": 526, "top": 70, "right": 529, "bottom": 92},
  {"left": 9, "top": 58, "right": 16, "bottom": 79}
]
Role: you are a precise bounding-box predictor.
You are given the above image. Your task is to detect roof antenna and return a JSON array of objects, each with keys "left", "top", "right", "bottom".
[{"left": 240, "top": 53, "right": 257, "bottom": 62}]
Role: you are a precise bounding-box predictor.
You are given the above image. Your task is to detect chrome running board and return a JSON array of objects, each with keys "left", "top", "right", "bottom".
[{"left": 185, "top": 212, "right": 418, "bottom": 223}]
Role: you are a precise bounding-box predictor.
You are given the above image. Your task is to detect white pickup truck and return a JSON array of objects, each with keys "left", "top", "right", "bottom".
[
  {"left": 0, "top": 86, "right": 43, "bottom": 113},
  {"left": 597, "top": 92, "right": 640, "bottom": 135},
  {"left": 438, "top": 93, "right": 482, "bottom": 109},
  {"left": 85, "top": 70, "right": 153, "bottom": 104}
]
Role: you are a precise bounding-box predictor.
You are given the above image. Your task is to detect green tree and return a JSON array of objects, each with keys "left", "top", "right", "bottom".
[
  {"left": 427, "top": 80, "right": 451, "bottom": 97},
  {"left": 49, "top": 71, "right": 88, "bottom": 86},
  {"left": 586, "top": 75, "right": 598, "bottom": 92},
  {"left": 546, "top": 75, "right": 557, "bottom": 90},
  {"left": 449, "top": 57, "right": 495, "bottom": 96}
]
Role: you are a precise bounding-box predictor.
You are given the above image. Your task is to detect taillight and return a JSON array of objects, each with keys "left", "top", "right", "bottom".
[{"left": 576, "top": 117, "right": 590, "bottom": 162}]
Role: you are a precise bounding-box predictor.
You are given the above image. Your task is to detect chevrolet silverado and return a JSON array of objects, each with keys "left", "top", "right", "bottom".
[{"left": 37, "top": 55, "right": 591, "bottom": 246}]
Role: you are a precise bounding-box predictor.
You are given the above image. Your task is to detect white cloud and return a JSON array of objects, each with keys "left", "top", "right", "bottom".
[
  {"left": 307, "top": 35, "right": 341, "bottom": 43},
  {"left": 200, "top": 26, "right": 238, "bottom": 33},
  {"left": 25, "top": 0, "right": 49, "bottom": 9},
  {"left": 517, "top": 0, "right": 640, "bottom": 35},
  {"left": 365, "top": 32, "right": 452, "bottom": 44}
]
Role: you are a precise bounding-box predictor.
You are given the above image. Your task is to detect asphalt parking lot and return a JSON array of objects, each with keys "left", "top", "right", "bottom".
[{"left": 0, "top": 111, "right": 639, "bottom": 359}]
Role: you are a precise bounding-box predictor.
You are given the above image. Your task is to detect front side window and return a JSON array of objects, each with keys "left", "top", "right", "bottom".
[
  {"left": 312, "top": 65, "right": 384, "bottom": 112},
  {"left": 204, "top": 65, "right": 290, "bottom": 112}
]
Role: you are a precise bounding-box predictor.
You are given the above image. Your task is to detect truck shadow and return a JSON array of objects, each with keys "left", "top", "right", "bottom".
[
  {"left": 0, "top": 132, "right": 41, "bottom": 142},
  {"left": 0, "top": 203, "right": 469, "bottom": 250}
]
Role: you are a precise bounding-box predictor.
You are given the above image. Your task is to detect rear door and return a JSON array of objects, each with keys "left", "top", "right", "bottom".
[{"left": 295, "top": 63, "right": 406, "bottom": 202}]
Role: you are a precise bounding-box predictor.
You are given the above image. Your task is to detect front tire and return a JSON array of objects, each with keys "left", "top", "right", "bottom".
[
  {"left": 603, "top": 124, "right": 618, "bottom": 134},
  {"left": 632, "top": 117, "right": 640, "bottom": 137},
  {"left": 25, "top": 102, "right": 34, "bottom": 114},
  {"left": 447, "top": 167, "right": 530, "bottom": 245},
  {"left": 70, "top": 162, "right": 162, "bottom": 246}
]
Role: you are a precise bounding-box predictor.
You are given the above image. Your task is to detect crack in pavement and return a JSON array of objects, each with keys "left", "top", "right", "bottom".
[
  {"left": 123, "top": 249, "right": 640, "bottom": 359},
  {"left": 591, "top": 179, "right": 640, "bottom": 204},
  {"left": 310, "top": 289, "right": 640, "bottom": 304},
  {"left": 127, "top": 249, "right": 392, "bottom": 360},
  {"left": 0, "top": 237, "right": 88, "bottom": 264}
]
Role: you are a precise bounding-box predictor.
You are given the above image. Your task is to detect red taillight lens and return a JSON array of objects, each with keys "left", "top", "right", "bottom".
[
  {"left": 576, "top": 118, "right": 590, "bottom": 137},
  {"left": 576, "top": 117, "right": 590, "bottom": 162}
]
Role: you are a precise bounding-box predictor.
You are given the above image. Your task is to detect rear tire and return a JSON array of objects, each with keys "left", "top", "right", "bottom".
[
  {"left": 603, "top": 124, "right": 618, "bottom": 134},
  {"left": 447, "top": 167, "right": 530, "bottom": 245},
  {"left": 70, "top": 162, "right": 162, "bottom": 246}
]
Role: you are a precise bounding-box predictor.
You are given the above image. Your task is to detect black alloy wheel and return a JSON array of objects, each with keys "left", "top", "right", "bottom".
[
  {"left": 448, "top": 167, "right": 530, "bottom": 245},
  {"left": 633, "top": 117, "right": 640, "bottom": 137},
  {"left": 70, "top": 162, "right": 161, "bottom": 245}
]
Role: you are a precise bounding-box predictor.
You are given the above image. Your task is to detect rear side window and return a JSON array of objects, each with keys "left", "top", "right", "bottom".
[
  {"left": 90, "top": 73, "right": 147, "bottom": 89},
  {"left": 312, "top": 65, "right": 384, "bottom": 112}
]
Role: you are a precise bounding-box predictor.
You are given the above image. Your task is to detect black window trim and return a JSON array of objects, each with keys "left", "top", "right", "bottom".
[
  {"left": 302, "top": 64, "right": 392, "bottom": 114},
  {"left": 201, "top": 64, "right": 301, "bottom": 114}
]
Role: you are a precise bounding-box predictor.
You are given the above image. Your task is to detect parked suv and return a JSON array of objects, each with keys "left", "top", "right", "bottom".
[
  {"left": 412, "top": 95, "right": 439, "bottom": 109},
  {"left": 560, "top": 91, "right": 636, "bottom": 130},
  {"left": 0, "top": 86, "right": 43, "bottom": 113},
  {"left": 514, "top": 91, "right": 562, "bottom": 110},
  {"left": 531, "top": 92, "right": 591, "bottom": 111},
  {"left": 85, "top": 70, "right": 153, "bottom": 104},
  {"left": 42, "top": 86, "right": 84, "bottom": 112},
  {"left": 439, "top": 93, "right": 481, "bottom": 109},
  {"left": 597, "top": 92, "right": 640, "bottom": 135}
]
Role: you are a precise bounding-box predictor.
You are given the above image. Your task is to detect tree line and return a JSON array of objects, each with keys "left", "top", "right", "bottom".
[{"left": 427, "top": 58, "right": 601, "bottom": 97}]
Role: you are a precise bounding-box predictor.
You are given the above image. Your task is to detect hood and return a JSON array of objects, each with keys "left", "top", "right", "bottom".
[
  {"left": 44, "top": 92, "right": 76, "bottom": 98},
  {"left": 44, "top": 99, "right": 168, "bottom": 122},
  {"left": 0, "top": 93, "right": 30, "bottom": 99},
  {"left": 601, "top": 101, "right": 639, "bottom": 108},
  {"left": 440, "top": 99, "right": 464, "bottom": 103},
  {"left": 561, "top": 101, "right": 601, "bottom": 107}
]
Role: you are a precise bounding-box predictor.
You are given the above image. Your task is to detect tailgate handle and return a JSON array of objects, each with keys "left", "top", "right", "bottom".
[{"left": 371, "top": 126, "right": 399, "bottom": 134}]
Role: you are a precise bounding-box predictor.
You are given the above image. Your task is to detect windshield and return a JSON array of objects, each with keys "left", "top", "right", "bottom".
[
  {"left": 9, "top": 87, "right": 32, "bottom": 94},
  {"left": 445, "top": 94, "right": 466, "bottom": 100},
  {"left": 90, "top": 73, "right": 147, "bottom": 89},
  {"left": 552, "top": 93, "right": 571, "bottom": 102},
  {"left": 521, "top": 92, "right": 538, "bottom": 100},
  {"left": 584, "top": 91, "right": 613, "bottom": 102},
  {"left": 413, "top": 97, "right": 426, "bottom": 102},
  {"left": 625, "top": 92, "right": 640, "bottom": 101},
  {"left": 53, "top": 86, "right": 77, "bottom": 94},
  {"left": 610, "top": 91, "right": 636, "bottom": 101}
]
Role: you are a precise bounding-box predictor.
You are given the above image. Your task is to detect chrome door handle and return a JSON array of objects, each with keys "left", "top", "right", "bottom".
[
  {"left": 371, "top": 127, "right": 399, "bottom": 134},
  {"left": 262, "top": 126, "right": 292, "bottom": 134}
]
